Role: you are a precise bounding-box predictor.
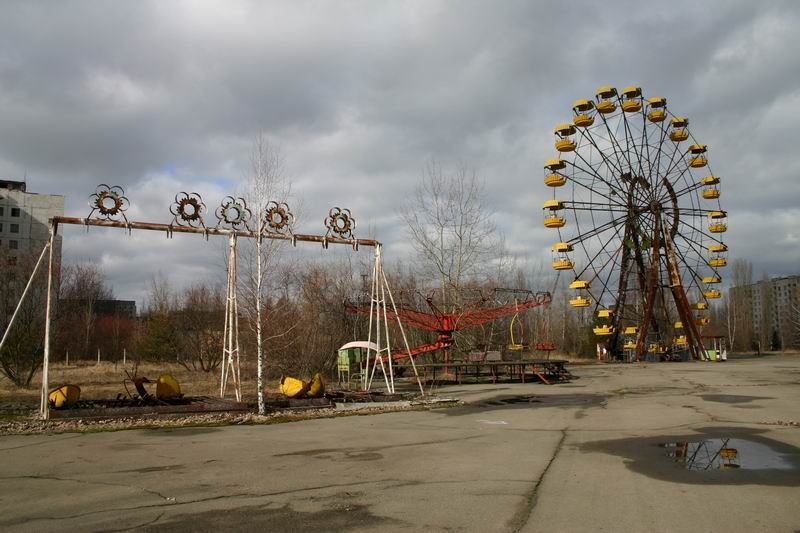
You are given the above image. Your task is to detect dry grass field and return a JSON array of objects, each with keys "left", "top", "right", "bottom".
[{"left": 0, "top": 360, "right": 290, "bottom": 410}]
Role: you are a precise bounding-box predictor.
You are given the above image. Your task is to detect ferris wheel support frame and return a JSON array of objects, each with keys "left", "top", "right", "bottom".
[
  {"left": 634, "top": 207, "right": 664, "bottom": 358},
  {"left": 664, "top": 227, "right": 705, "bottom": 361}
]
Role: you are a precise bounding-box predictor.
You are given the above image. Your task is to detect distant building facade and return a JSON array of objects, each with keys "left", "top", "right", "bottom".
[
  {"left": 0, "top": 179, "right": 64, "bottom": 261},
  {"left": 95, "top": 299, "right": 138, "bottom": 320},
  {"left": 730, "top": 275, "right": 800, "bottom": 349}
]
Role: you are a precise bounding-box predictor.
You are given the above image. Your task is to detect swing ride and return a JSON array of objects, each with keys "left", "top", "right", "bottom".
[
  {"left": 347, "top": 289, "right": 552, "bottom": 367},
  {"left": 2, "top": 184, "right": 423, "bottom": 420},
  {"left": 542, "top": 86, "right": 727, "bottom": 361}
]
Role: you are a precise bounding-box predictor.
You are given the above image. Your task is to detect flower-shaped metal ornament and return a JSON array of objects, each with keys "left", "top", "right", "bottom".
[
  {"left": 170, "top": 192, "right": 206, "bottom": 228},
  {"left": 262, "top": 201, "right": 294, "bottom": 235},
  {"left": 88, "top": 184, "right": 130, "bottom": 222},
  {"left": 215, "top": 196, "right": 252, "bottom": 230},
  {"left": 325, "top": 207, "right": 356, "bottom": 239}
]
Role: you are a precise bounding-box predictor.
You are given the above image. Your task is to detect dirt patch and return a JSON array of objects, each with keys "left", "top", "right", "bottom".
[
  {"left": 139, "top": 501, "right": 402, "bottom": 532},
  {"left": 701, "top": 394, "right": 773, "bottom": 404}
]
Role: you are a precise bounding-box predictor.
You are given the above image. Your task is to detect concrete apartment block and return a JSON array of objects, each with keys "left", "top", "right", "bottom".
[{"left": 0, "top": 179, "right": 64, "bottom": 258}]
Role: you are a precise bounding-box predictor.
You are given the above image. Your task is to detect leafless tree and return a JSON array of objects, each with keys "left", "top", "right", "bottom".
[
  {"left": 240, "top": 133, "right": 294, "bottom": 414},
  {"left": 399, "top": 160, "right": 504, "bottom": 308},
  {"left": 146, "top": 272, "right": 173, "bottom": 315},
  {"left": 759, "top": 271, "right": 774, "bottom": 351},
  {"left": 0, "top": 249, "right": 49, "bottom": 386},
  {"left": 729, "top": 258, "right": 754, "bottom": 351},
  {"left": 177, "top": 282, "right": 225, "bottom": 372},
  {"left": 59, "top": 263, "right": 112, "bottom": 359}
]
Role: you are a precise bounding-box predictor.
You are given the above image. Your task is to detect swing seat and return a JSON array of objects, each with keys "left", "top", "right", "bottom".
[{"left": 279, "top": 376, "right": 310, "bottom": 398}]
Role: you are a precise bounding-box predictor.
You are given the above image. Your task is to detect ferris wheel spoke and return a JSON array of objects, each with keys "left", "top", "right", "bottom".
[
  {"left": 586, "top": 246, "right": 625, "bottom": 309},
  {"left": 564, "top": 202, "right": 628, "bottom": 214},
  {"left": 568, "top": 157, "right": 630, "bottom": 206},
  {"left": 567, "top": 211, "right": 629, "bottom": 244},
  {"left": 597, "top": 113, "right": 638, "bottom": 182},
  {"left": 619, "top": 107, "right": 650, "bottom": 183},
  {"left": 598, "top": 112, "right": 634, "bottom": 172},
  {"left": 575, "top": 224, "right": 625, "bottom": 288},
  {"left": 646, "top": 118, "right": 670, "bottom": 191},
  {"left": 575, "top": 125, "right": 630, "bottom": 191}
]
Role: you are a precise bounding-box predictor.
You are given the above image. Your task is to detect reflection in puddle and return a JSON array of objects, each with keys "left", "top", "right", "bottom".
[{"left": 662, "top": 438, "right": 795, "bottom": 471}]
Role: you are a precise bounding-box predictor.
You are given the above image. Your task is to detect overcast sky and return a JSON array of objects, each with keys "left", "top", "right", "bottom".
[{"left": 1, "top": 0, "right": 798, "bottom": 306}]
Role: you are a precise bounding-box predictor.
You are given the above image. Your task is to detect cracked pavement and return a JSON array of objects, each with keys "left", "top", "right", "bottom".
[{"left": 1, "top": 354, "right": 799, "bottom": 532}]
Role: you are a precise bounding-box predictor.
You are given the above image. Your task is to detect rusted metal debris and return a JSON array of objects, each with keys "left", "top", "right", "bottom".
[
  {"left": 46, "top": 389, "right": 408, "bottom": 419},
  {"left": 47, "top": 396, "right": 251, "bottom": 420},
  {"left": 170, "top": 192, "right": 206, "bottom": 228},
  {"left": 88, "top": 184, "right": 130, "bottom": 222},
  {"left": 325, "top": 207, "right": 356, "bottom": 239}
]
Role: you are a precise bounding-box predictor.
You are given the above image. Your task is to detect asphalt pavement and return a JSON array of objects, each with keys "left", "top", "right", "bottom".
[{"left": 1, "top": 354, "right": 799, "bottom": 532}]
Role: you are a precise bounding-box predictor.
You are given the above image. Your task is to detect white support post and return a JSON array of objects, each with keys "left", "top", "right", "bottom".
[
  {"left": 380, "top": 278, "right": 394, "bottom": 392},
  {"left": 0, "top": 239, "right": 51, "bottom": 355},
  {"left": 220, "top": 233, "right": 242, "bottom": 401},
  {"left": 363, "top": 246, "right": 378, "bottom": 391},
  {"left": 382, "top": 266, "right": 425, "bottom": 396},
  {"left": 362, "top": 244, "right": 424, "bottom": 396},
  {"left": 39, "top": 221, "right": 57, "bottom": 420}
]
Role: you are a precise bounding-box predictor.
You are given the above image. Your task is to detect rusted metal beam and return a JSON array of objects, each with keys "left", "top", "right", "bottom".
[
  {"left": 635, "top": 210, "right": 662, "bottom": 360},
  {"left": 664, "top": 232, "right": 705, "bottom": 361},
  {"left": 51, "top": 216, "right": 381, "bottom": 248}
]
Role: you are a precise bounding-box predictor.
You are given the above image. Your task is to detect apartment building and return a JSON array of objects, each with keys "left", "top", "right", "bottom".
[
  {"left": 0, "top": 179, "right": 64, "bottom": 260},
  {"left": 730, "top": 274, "right": 800, "bottom": 349}
]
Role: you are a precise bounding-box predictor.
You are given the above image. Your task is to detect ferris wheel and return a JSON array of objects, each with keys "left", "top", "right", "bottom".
[{"left": 542, "top": 86, "right": 727, "bottom": 361}]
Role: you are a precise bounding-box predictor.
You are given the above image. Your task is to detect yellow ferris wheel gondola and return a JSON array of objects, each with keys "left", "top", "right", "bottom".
[
  {"left": 708, "top": 210, "right": 728, "bottom": 233},
  {"left": 572, "top": 99, "right": 595, "bottom": 127},
  {"left": 543, "top": 199, "right": 566, "bottom": 228},
  {"left": 595, "top": 86, "right": 618, "bottom": 114},
  {"left": 646, "top": 96, "right": 667, "bottom": 122},
  {"left": 688, "top": 144, "right": 708, "bottom": 168},
  {"left": 708, "top": 243, "right": 728, "bottom": 268},
  {"left": 669, "top": 116, "right": 689, "bottom": 142},
  {"left": 544, "top": 158, "right": 567, "bottom": 187},
  {"left": 620, "top": 86, "right": 642, "bottom": 112},
  {"left": 701, "top": 175, "right": 721, "bottom": 199},
  {"left": 551, "top": 242, "right": 574, "bottom": 270},
  {"left": 554, "top": 124, "right": 577, "bottom": 153}
]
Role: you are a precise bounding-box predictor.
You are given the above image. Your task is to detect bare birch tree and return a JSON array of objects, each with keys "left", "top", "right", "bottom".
[
  {"left": 241, "top": 133, "right": 293, "bottom": 415},
  {"left": 759, "top": 271, "right": 774, "bottom": 351},
  {"left": 730, "top": 258, "right": 754, "bottom": 351},
  {"left": 399, "top": 160, "right": 503, "bottom": 307}
]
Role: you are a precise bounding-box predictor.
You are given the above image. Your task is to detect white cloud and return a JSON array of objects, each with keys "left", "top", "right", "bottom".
[{"left": 0, "top": 0, "right": 798, "bottom": 306}]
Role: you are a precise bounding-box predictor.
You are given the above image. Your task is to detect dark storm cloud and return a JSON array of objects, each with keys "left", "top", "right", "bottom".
[{"left": 0, "top": 0, "right": 798, "bottom": 304}]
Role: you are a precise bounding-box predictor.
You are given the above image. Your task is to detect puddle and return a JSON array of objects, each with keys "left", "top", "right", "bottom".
[
  {"left": 482, "top": 395, "right": 541, "bottom": 406},
  {"left": 700, "top": 394, "right": 772, "bottom": 404},
  {"left": 662, "top": 438, "right": 794, "bottom": 471},
  {"left": 443, "top": 393, "right": 607, "bottom": 416},
  {"left": 480, "top": 394, "right": 605, "bottom": 407},
  {"left": 581, "top": 428, "right": 800, "bottom": 486},
  {"left": 118, "top": 463, "right": 187, "bottom": 474}
]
